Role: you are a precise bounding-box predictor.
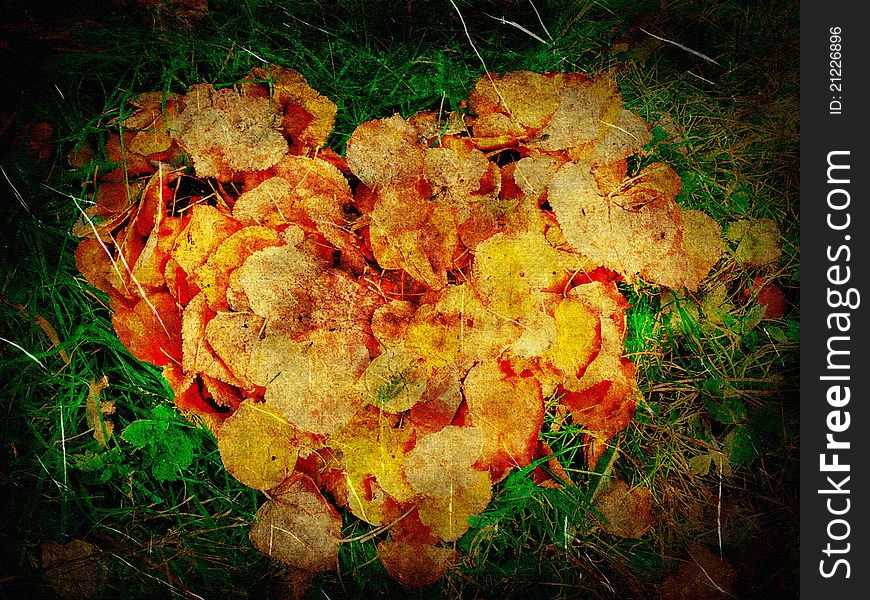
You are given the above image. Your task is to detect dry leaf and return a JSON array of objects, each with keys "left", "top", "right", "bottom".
[
  {"left": 252, "top": 65, "right": 337, "bottom": 153},
  {"left": 249, "top": 474, "right": 343, "bottom": 572},
  {"left": 171, "top": 83, "right": 288, "bottom": 181},
  {"left": 727, "top": 218, "right": 782, "bottom": 266},
  {"left": 417, "top": 469, "right": 493, "bottom": 542},
  {"left": 594, "top": 479, "right": 656, "bottom": 539},
  {"left": 471, "top": 229, "right": 565, "bottom": 319},
  {"left": 462, "top": 361, "right": 544, "bottom": 477},
  {"left": 217, "top": 398, "right": 299, "bottom": 491},
  {"left": 85, "top": 375, "right": 114, "bottom": 447},
  {"left": 377, "top": 537, "right": 457, "bottom": 588},
  {"left": 549, "top": 161, "right": 687, "bottom": 286},
  {"left": 42, "top": 539, "right": 103, "bottom": 600},
  {"left": 404, "top": 426, "right": 484, "bottom": 498},
  {"left": 657, "top": 544, "right": 737, "bottom": 600},
  {"left": 346, "top": 114, "right": 425, "bottom": 187}
]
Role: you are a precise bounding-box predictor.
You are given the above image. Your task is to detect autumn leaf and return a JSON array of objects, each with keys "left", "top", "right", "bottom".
[
  {"left": 549, "top": 161, "right": 688, "bottom": 286},
  {"left": 594, "top": 479, "right": 656, "bottom": 539},
  {"left": 170, "top": 83, "right": 288, "bottom": 181},
  {"left": 233, "top": 234, "right": 327, "bottom": 326},
  {"left": 416, "top": 468, "right": 493, "bottom": 542},
  {"left": 111, "top": 292, "right": 182, "bottom": 367},
  {"left": 252, "top": 65, "right": 337, "bottom": 153},
  {"left": 377, "top": 536, "right": 458, "bottom": 588},
  {"left": 123, "top": 91, "right": 182, "bottom": 158},
  {"left": 192, "top": 225, "right": 281, "bottom": 309},
  {"left": 542, "top": 296, "right": 602, "bottom": 380},
  {"left": 249, "top": 474, "right": 343, "bottom": 572},
  {"left": 70, "top": 66, "right": 731, "bottom": 588},
  {"left": 261, "top": 329, "right": 371, "bottom": 435},
  {"left": 42, "top": 539, "right": 104, "bottom": 600},
  {"left": 462, "top": 361, "right": 544, "bottom": 477},
  {"left": 346, "top": 114, "right": 425, "bottom": 188},
  {"left": 556, "top": 281, "right": 638, "bottom": 440},
  {"left": 726, "top": 218, "right": 782, "bottom": 266},
  {"left": 643, "top": 208, "right": 723, "bottom": 291},
  {"left": 362, "top": 343, "right": 428, "bottom": 413},
  {"left": 367, "top": 185, "right": 460, "bottom": 290},
  {"left": 471, "top": 229, "right": 565, "bottom": 319},
  {"left": 85, "top": 375, "right": 114, "bottom": 447},
  {"left": 216, "top": 398, "right": 300, "bottom": 491},
  {"left": 466, "top": 70, "right": 565, "bottom": 140},
  {"left": 403, "top": 425, "right": 484, "bottom": 498},
  {"left": 171, "top": 204, "right": 242, "bottom": 276},
  {"left": 330, "top": 407, "right": 417, "bottom": 518}
]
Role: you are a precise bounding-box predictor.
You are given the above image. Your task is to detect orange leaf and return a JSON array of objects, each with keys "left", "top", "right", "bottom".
[
  {"left": 111, "top": 292, "right": 182, "bottom": 366},
  {"left": 462, "top": 361, "right": 544, "bottom": 477}
]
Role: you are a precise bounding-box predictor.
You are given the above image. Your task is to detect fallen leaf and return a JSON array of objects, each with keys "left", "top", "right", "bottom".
[
  {"left": 111, "top": 292, "right": 183, "bottom": 367},
  {"left": 262, "top": 329, "right": 370, "bottom": 435},
  {"left": 85, "top": 375, "right": 114, "bottom": 447},
  {"left": 377, "top": 537, "right": 458, "bottom": 588},
  {"left": 249, "top": 474, "right": 343, "bottom": 572},
  {"left": 462, "top": 361, "right": 544, "bottom": 477},
  {"left": 217, "top": 398, "right": 300, "bottom": 491},
  {"left": 253, "top": 65, "right": 337, "bottom": 153},
  {"left": 471, "top": 229, "right": 565, "bottom": 319},
  {"left": 594, "top": 479, "right": 656, "bottom": 539},
  {"left": 549, "top": 161, "right": 687, "bottom": 286},
  {"left": 42, "top": 539, "right": 103, "bottom": 600},
  {"left": 416, "top": 468, "right": 493, "bottom": 542},
  {"left": 726, "top": 218, "right": 782, "bottom": 266},
  {"left": 171, "top": 83, "right": 288, "bottom": 181},
  {"left": 657, "top": 544, "right": 737, "bottom": 600},
  {"left": 747, "top": 275, "right": 787, "bottom": 319},
  {"left": 404, "top": 425, "right": 484, "bottom": 498},
  {"left": 346, "top": 114, "right": 425, "bottom": 187}
]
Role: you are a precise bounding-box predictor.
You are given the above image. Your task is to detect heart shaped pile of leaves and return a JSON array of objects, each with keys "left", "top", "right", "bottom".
[{"left": 73, "top": 66, "right": 722, "bottom": 587}]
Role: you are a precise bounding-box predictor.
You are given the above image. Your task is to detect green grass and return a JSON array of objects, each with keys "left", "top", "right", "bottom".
[{"left": 1, "top": 0, "right": 798, "bottom": 597}]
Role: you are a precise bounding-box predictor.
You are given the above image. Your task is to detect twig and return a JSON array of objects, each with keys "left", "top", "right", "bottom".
[{"left": 638, "top": 27, "right": 720, "bottom": 65}]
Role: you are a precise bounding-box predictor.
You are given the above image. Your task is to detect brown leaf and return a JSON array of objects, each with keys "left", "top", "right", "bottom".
[
  {"left": 639, "top": 209, "right": 723, "bottom": 291},
  {"left": 377, "top": 537, "right": 458, "bottom": 588},
  {"left": 171, "top": 83, "right": 288, "bottom": 181},
  {"left": 193, "top": 225, "right": 282, "bottom": 309},
  {"left": 252, "top": 65, "right": 337, "bottom": 153},
  {"left": 404, "top": 426, "right": 484, "bottom": 498},
  {"left": 346, "top": 114, "right": 425, "bottom": 188},
  {"left": 594, "top": 479, "right": 655, "bottom": 539},
  {"left": 727, "top": 218, "right": 782, "bottom": 266},
  {"left": 262, "top": 329, "right": 370, "bottom": 435},
  {"left": 42, "top": 539, "right": 103, "bottom": 600},
  {"left": 657, "top": 544, "right": 737, "bottom": 600},
  {"left": 416, "top": 469, "right": 492, "bottom": 541},
  {"left": 249, "top": 474, "right": 343, "bottom": 573},
  {"left": 462, "top": 360, "right": 544, "bottom": 478},
  {"left": 549, "top": 161, "right": 686, "bottom": 285},
  {"left": 85, "top": 375, "right": 114, "bottom": 447},
  {"left": 367, "top": 185, "right": 460, "bottom": 290}
]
